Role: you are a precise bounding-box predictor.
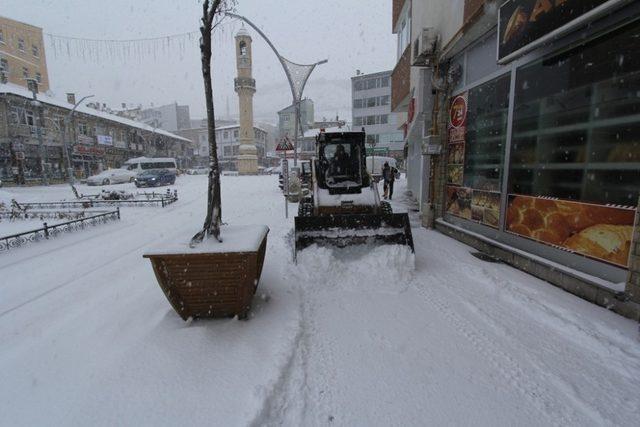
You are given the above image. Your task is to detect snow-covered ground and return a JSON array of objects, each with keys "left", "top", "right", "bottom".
[{"left": 1, "top": 175, "right": 639, "bottom": 426}]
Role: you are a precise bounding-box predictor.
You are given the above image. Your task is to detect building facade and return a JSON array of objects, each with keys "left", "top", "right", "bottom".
[
  {"left": 0, "top": 16, "right": 50, "bottom": 92},
  {"left": 0, "top": 83, "right": 193, "bottom": 184},
  {"left": 214, "top": 124, "right": 266, "bottom": 171},
  {"left": 351, "top": 70, "right": 404, "bottom": 149},
  {"left": 132, "top": 102, "right": 191, "bottom": 132},
  {"left": 277, "top": 99, "right": 314, "bottom": 140},
  {"left": 391, "top": 0, "right": 640, "bottom": 319}
]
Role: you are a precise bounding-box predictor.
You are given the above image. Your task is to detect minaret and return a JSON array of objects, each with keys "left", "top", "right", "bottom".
[{"left": 234, "top": 27, "right": 258, "bottom": 174}]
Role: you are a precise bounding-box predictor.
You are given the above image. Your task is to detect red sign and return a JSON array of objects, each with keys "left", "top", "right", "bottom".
[
  {"left": 408, "top": 97, "right": 416, "bottom": 123},
  {"left": 449, "top": 95, "right": 467, "bottom": 128},
  {"left": 73, "top": 145, "right": 105, "bottom": 156}
]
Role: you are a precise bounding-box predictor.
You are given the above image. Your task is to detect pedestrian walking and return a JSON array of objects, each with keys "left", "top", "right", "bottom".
[
  {"left": 388, "top": 165, "right": 398, "bottom": 200},
  {"left": 382, "top": 162, "right": 391, "bottom": 199}
]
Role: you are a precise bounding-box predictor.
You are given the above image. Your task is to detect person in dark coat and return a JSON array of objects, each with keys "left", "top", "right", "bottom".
[
  {"left": 382, "top": 162, "right": 391, "bottom": 199},
  {"left": 387, "top": 164, "right": 398, "bottom": 200}
]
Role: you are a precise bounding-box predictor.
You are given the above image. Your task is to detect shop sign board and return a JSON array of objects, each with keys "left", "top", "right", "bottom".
[
  {"left": 506, "top": 194, "right": 636, "bottom": 268},
  {"left": 73, "top": 145, "right": 105, "bottom": 156},
  {"left": 77, "top": 134, "right": 94, "bottom": 145},
  {"left": 97, "top": 134, "right": 113, "bottom": 146},
  {"left": 448, "top": 94, "right": 467, "bottom": 143},
  {"left": 498, "top": 0, "right": 612, "bottom": 62}
]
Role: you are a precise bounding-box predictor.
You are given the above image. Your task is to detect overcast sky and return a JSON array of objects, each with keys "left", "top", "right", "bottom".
[{"left": 4, "top": 0, "right": 397, "bottom": 125}]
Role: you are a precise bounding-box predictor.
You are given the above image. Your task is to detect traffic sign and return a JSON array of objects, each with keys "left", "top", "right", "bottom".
[{"left": 276, "top": 137, "right": 294, "bottom": 151}]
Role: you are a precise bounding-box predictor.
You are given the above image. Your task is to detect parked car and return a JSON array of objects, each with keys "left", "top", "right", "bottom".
[
  {"left": 186, "top": 166, "right": 209, "bottom": 175},
  {"left": 86, "top": 168, "right": 137, "bottom": 186},
  {"left": 134, "top": 169, "right": 176, "bottom": 187}
]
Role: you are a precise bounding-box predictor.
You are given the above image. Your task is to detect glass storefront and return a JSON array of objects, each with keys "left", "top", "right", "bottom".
[
  {"left": 444, "top": 18, "right": 640, "bottom": 273},
  {"left": 510, "top": 21, "right": 640, "bottom": 206}
]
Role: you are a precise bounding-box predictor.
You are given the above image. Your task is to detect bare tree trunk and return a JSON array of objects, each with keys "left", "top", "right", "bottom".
[{"left": 191, "top": 0, "right": 225, "bottom": 246}]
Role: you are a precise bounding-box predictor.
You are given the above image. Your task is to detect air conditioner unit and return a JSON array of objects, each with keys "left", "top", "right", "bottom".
[{"left": 412, "top": 28, "right": 439, "bottom": 67}]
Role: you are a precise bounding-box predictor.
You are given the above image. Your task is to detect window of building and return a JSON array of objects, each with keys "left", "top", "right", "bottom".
[
  {"left": 22, "top": 67, "right": 29, "bottom": 79},
  {"left": 25, "top": 110, "right": 35, "bottom": 126},
  {"left": 0, "top": 57, "right": 8, "bottom": 74},
  {"left": 367, "top": 97, "right": 376, "bottom": 108},
  {"left": 353, "top": 99, "right": 363, "bottom": 109},
  {"left": 381, "top": 95, "right": 390, "bottom": 106},
  {"left": 78, "top": 122, "right": 89, "bottom": 136},
  {"left": 223, "top": 131, "right": 229, "bottom": 139},
  {"left": 508, "top": 21, "right": 640, "bottom": 206},
  {"left": 223, "top": 146, "right": 232, "bottom": 157},
  {"left": 397, "top": 12, "right": 411, "bottom": 60},
  {"left": 353, "top": 117, "right": 363, "bottom": 126},
  {"left": 32, "top": 44, "right": 39, "bottom": 58},
  {"left": 12, "top": 107, "right": 36, "bottom": 126},
  {"left": 239, "top": 41, "right": 247, "bottom": 56},
  {"left": 0, "top": 29, "right": 4, "bottom": 44},
  {"left": 232, "top": 145, "right": 239, "bottom": 155},
  {"left": 381, "top": 77, "right": 390, "bottom": 88},
  {"left": 35, "top": 72, "right": 41, "bottom": 83},
  {"left": 379, "top": 114, "right": 388, "bottom": 125},
  {"left": 366, "top": 115, "right": 377, "bottom": 126},
  {"left": 233, "top": 130, "right": 238, "bottom": 138},
  {"left": 17, "top": 38, "right": 25, "bottom": 52}
]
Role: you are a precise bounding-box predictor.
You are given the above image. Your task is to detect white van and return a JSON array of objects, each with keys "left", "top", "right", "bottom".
[{"left": 123, "top": 157, "right": 178, "bottom": 175}]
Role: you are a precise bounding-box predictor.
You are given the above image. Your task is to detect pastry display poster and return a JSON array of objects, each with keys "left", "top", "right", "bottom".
[
  {"left": 498, "top": 0, "right": 610, "bottom": 61},
  {"left": 447, "top": 93, "right": 467, "bottom": 187},
  {"left": 506, "top": 194, "right": 636, "bottom": 268},
  {"left": 446, "top": 92, "right": 501, "bottom": 229}
]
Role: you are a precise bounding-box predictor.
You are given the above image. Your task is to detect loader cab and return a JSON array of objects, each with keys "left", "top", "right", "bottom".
[{"left": 316, "top": 131, "right": 369, "bottom": 194}]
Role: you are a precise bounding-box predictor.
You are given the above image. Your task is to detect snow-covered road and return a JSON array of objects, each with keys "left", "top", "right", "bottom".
[{"left": 1, "top": 175, "right": 639, "bottom": 426}]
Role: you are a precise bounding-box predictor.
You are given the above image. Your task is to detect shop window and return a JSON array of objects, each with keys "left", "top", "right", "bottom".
[
  {"left": 509, "top": 21, "right": 640, "bottom": 206},
  {"left": 464, "top": 74, "right": 511, "bottom": 192}
]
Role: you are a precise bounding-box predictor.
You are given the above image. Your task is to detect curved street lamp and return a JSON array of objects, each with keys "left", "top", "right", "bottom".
[{"left": 225, "top": 13, "right": 328, "bottom": 166}]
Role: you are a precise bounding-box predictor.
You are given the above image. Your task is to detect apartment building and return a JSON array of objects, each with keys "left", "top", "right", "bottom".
[
  {"left": 0, "top": 82, "right": 193, "bottom": 183},
  {"left": 277, "top": 99, "right": 314, "bottom": 140},
  {"left": 0, "top": 16, "right": 50, "bottom": 92},
  {"left": 351, "top": 70, "right": 403, "bottom": 150},
  {"left": 391, "top": 0, "right": 640, "bottom": 319}
]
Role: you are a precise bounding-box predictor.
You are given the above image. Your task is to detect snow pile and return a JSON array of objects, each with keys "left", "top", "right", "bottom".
[
  {"left": 145, "top": 225, "right": 269, "bottom": 255},
  {"left": 295, "top": 243, "right": 415, "bottom": 294}
]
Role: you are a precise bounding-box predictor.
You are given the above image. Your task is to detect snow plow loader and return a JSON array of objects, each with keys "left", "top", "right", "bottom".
[{"left": 294, "top": 130, "right": 414, "bottom": 258}]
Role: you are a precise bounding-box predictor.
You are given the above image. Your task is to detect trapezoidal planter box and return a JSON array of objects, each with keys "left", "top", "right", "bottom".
[{"left": 143, "top": 225, "right": 269, "bottom": 320}]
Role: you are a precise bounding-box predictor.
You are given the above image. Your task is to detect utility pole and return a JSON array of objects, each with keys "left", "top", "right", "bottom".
[
  {"left": 61, "top": 94, "right": 94, "bottom": 185},
  {"left": 27, "top": 79, "right": 48, "bottom": 186}
]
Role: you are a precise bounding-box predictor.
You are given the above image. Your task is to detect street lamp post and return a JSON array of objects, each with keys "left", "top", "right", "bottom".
[
  {"left": 225, "top": 13, "right": 327, "bottom": 167},
  {"left": 61, "top": 94, "right": 94, "bottom": 185}
]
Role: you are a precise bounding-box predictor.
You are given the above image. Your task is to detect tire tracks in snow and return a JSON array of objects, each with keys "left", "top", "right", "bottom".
[{"left": 411, "top": 267, "right": 580, "bottom": 426}]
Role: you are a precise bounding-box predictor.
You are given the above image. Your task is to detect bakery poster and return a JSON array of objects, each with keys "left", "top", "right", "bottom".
[
  {"left": 472, "top": 191, "right": 501, "bottom": 228},
  {"left": 498, "top": 0, "right": 611, "bottom": 61},
  {"left": 446, "top": 186, "right": 472, "bottom": 220},
  {"left": 448, "top": 93, "right": 467, "bottom": 144},
  {"left": 506, "top": 194, "right": 636, "bottom": 268}
]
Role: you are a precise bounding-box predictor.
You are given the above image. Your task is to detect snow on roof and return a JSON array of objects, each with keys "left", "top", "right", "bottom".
[
  {"left": 0, "top": 82, "right": 191, "bottom": 143},
  {"left": 303, "top": 125, "right": 352, "bottom": 138}
]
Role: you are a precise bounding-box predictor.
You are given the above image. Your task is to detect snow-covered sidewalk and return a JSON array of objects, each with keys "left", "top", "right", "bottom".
[{"left": 1, "top": 175, "right": 639, "bottom": 426}]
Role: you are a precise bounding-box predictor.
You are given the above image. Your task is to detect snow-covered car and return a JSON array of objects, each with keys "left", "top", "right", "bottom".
[
  {"left": 86, "top": 168, "right": 137, "bottom": 186},
  {"left": 187, "top": 167, "right": 209, "bottom": 175}
]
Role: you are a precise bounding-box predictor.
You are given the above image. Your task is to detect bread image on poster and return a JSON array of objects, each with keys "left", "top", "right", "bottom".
[
  {"left": 506, "top": 195, "right": 635, "bottom": 267},
  {"left": 446, "top": 186, "right": 472, "bottom": 220}
]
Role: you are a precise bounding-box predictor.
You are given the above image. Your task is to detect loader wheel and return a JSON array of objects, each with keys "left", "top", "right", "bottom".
[
  {"left": 380, "top": 201, "right": 393, "bottom": 215},
  {"left": 298, "top": 201, "right": 313, "bottom": 217}
]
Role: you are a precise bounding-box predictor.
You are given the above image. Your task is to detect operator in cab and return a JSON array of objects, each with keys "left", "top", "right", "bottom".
[{"left": 330, "top": 144, "right": 351, "bottom": 176}]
